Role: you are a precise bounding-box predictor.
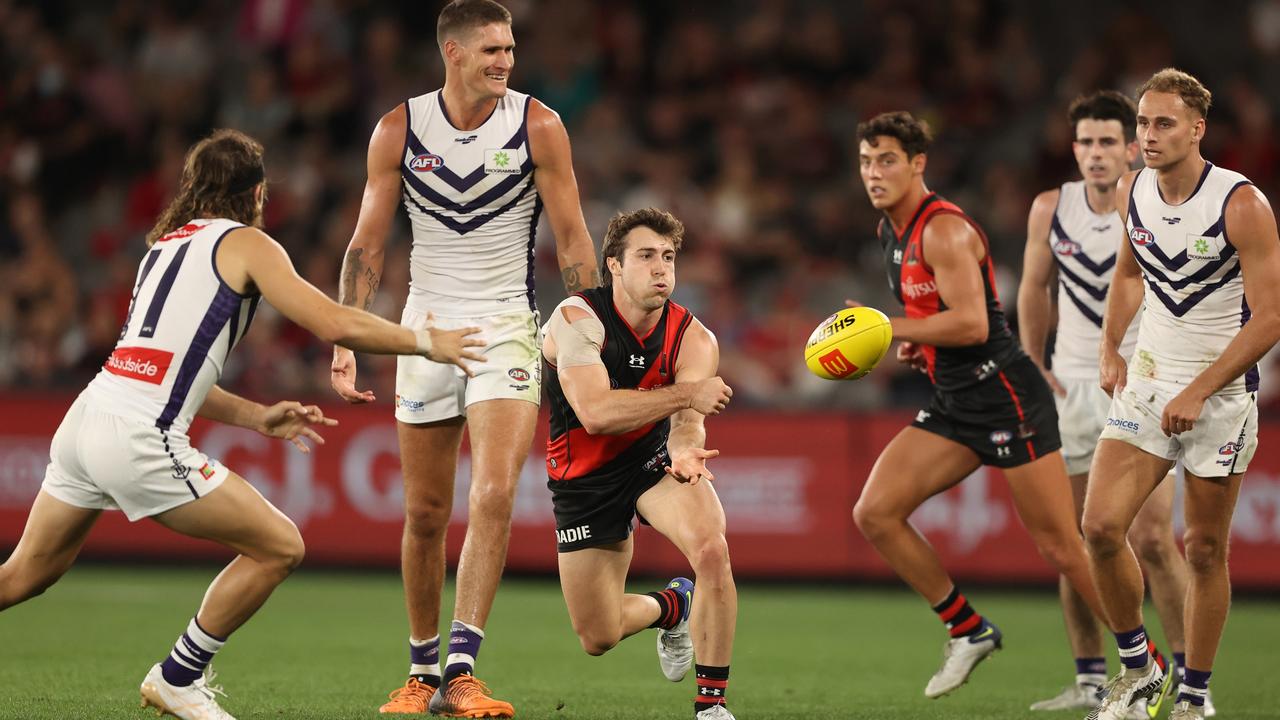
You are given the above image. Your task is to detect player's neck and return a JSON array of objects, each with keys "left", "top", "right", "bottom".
[
  {"left": 1154, "top": 154, "right": 1207, "bottom": 205},
  {"left": 440, "top": 81, "right": 499, "bottom": 131},
  {"left": 612, "top": 289, "right": 663, "bottom": 337},
  {"left": 884, "top": 182, "right": 930, "bottom": 233},
  {"left": 1083, "top": 182, "right": 1117, "bottom": 215}
]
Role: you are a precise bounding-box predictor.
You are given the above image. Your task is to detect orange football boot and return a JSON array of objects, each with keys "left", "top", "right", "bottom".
[
  {"left": 379, "top": 677, "right": 436, "bottom": 714},
  {"left": 427, "top": 675, "right": 515, "bottom": 718}
]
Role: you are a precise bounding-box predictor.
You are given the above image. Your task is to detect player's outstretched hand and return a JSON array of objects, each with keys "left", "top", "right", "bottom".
[
  {"left": 331, "top": 346, "right": 375, "bottom": 403},
  {"left": 1162, "top": 387, "right": 1207, "bottom": 437},
  {"left": 896, "top": 341, "right": 928, "bottom": 373},
  {"left": 689, "top": 377, "right": 733, "bottom": 415},
  {"left": 1099, "top": 348, "right": 1127, "bottom": 398},
  {"left": 844, "top": 298, "right": 863, "bottom": 308},
  {"left": 420, "top": 313, "right": 486, "bottom": 377},
  {"left": 258, "top": 401, "right": 338, "bottom": 453},
  {"left": 665, "top": 447, "right": 720, "bottom": 486}
]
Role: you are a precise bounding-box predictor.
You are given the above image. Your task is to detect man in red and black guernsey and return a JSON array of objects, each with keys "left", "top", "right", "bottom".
[
  {"left": 851, "top": 112, "right": 1120, "bottom": 702},
  {"left": 541, "top": 208, "right": 739, "bottom": 720}
]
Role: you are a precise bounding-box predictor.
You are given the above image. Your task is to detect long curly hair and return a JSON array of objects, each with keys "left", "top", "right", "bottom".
[{"left": 145, "top": 129, "right": 266, "bottom": 246}]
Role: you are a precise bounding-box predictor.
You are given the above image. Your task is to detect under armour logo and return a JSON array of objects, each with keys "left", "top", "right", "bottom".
[
  {"left": 629, "top": 354, "right": 645, "bottom": 368},
  {"left": 916, "top": 410, "right": 931, "bottom": 422},
  {"left": 892, "top": 249, "right": 903, "bottom": 263},
  {"left": 699, "top": 688, "right": 724, "bottom": 696}
]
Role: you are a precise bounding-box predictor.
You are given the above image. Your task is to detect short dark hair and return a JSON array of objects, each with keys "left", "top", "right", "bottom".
[
  {"left": 1137, "top": 68, "right": 1212, "bottom": 119},
  {"left": 1068, "top": 90, "right": 1138, "bottom": 141},
  {"left": 146, "top": 129, "right": 266, "bottom": 247},
  {"left": 856, "top": 111, "right": 933, "bottom": 157},
  {"left": 600, "top": 208, "right": 685, "bottom": 286},
  {"left": 437, "top": 0, "right": 512, "bottom": 48}
]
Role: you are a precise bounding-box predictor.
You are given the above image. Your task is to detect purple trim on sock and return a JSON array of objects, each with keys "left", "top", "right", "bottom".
[
  {"left": 180, "top": 634, "right": 214, "bottom": 662},
  {"left": 1183, "top": 668, "right": 1212, "bottom": 689},
  {"left": 1076, "top": 657, "right": 1107, "bottom": 676},
  {"left": 1115, "top": 626, "right": 1148, "bottom": 670},
  {"left": 443, "top": 620, "right": 483, "bottom": 678},
  {"left": 410, "top": 638, "right": 440, "bottom": 666},
  {"left": 160, "top": 655, "right": 202, "bottom": 687}
]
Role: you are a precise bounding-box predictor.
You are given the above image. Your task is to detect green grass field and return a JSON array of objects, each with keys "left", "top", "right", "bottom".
[{"left": 0, "top": 567, "right": 1276, "bottom": 719}]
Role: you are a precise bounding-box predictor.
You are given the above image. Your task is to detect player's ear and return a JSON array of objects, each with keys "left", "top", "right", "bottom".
[
  {"left": 1126, "top": 140, "right": 1139, "bottom": 165},
  {"left": 442, "top": 38, "right": 462, "bottom": 66},
  {"left": 911, "top": 152, "right": 927, "bottom": 175},
  {"left": 606, "top": 256, "right": 622, "bottom": 277}
]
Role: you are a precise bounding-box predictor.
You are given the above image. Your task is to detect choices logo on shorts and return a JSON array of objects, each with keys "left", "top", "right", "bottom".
[
  {"left": 1106, "top": 417, "right": 1140, "bottom": 434},
  {"left": 395, "top": 394, "right": 426, "bottom": 412}
]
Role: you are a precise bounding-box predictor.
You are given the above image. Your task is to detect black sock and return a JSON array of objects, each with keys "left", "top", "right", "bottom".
[
  {"left": 931, "top": 587, "right": 984, "bottom": 638},
  {"left": 693, "top": 664, "right": 730, "bottom": 713},
  {"left": 646, "top": 587, "right": 685, "bottom": 630}
]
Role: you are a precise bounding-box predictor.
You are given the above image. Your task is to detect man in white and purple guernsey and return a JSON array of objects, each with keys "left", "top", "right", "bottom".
[
  {"left": 0, "top": 130, "right": 483, "bottom": 720},
  {"left": 328, "top": 1, "right": 598, "bottom": 716},
  {"left": 1019, "top": 91, "right": 1193, "bottom": 717},
  {"left": 1082, "top": 69, "right": 1280, "bottom": 720}
]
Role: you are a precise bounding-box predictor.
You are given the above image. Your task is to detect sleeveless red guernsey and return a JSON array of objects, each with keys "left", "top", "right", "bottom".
[
  {"left": 878, "top": 193, "right": 1025, "bottom": 391},
  {"left": 544, "top": 286, "right": 694, "bottom": 482}
]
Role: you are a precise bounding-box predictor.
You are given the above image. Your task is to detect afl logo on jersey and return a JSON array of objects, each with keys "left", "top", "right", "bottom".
[
  {"left": 1130, "top": 227, "right": 1155, "bottom": 246},
  {"left": 409, "top": 153, "right": 444, "bottom": 173},
  {"left": 1053, "top": 238, "right": 1083, "bottom": 256},
  {"left": 508, "top": 368, "right": 530, "bottom": 382}
]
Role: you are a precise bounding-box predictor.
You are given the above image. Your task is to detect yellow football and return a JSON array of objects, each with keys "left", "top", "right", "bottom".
[{"left": 804, "top": 307, "right": 894, "bottom": 380}]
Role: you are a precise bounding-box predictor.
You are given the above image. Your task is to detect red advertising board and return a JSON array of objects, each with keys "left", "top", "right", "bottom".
[{"left": 2, "top": 395, "right": 1278, "bottom": 587}]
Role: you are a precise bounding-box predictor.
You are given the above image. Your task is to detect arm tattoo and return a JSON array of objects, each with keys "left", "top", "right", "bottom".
[
  {"left": 562, "top": 263, "right": 601, "bottom": 293},
  {"left": 340, "top": 248, "right": 381, "bottom": 310}
]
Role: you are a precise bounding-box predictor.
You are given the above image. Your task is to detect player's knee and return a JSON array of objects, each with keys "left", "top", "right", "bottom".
[
  {"left": 278, "top": 526, "right": 306, "bottom": 572},
  {"left": 467, "top": 481, "right": 516, "bottom": 523},
  {"left": 575, "top": 626, "right": 620, "bottom": 656},
  {"left": 1128, "top": 525, "right": 1176, "bottom": 568},
  {"left": 1081, "top": 516, "right": 1126, "bottom": 557},
  {"left": 262, "top": 524, "right": 305, "bottom": 576},
  {"left": 852, "top": 498, "right": 892, "bottom": 541},
  {"left": 0, "top": 561, "right": 59, "bottom": 608},
  {"left": 404, "top": 495, "right": 452, "bottom": 539},
  {"left": 1182, "top": 532, "right": 1227, "bottom": 575},
  {"left": 686, "top": 534, "right": 731, "bottom": 579},
  {"left": 1032, "top": 535, "right": 1079, "bottom": 571}
]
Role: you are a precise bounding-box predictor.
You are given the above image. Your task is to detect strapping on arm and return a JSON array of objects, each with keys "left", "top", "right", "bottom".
[{"left": 544, "top": 297, "right": 605, "bottom": 368}]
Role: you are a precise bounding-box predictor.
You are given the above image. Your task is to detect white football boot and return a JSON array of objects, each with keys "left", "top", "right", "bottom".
[{"left": 140, "top": 663, "right": 236, "bottom": 720}]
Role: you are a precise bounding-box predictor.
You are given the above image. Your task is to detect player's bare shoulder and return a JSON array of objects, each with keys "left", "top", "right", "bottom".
[
  {"left": 527, "top": 97, "right": 570, "bottom": 164},
  {"left": 922, "top": 211, "right": 983, "bottom": 262},
  {"left": 1029, "top": 188, "right": 1062, "bottom": 223},
  {"left": 1115, "top": 169, "right": 1140, "bottom": 223},
  {"left": 675, "top": 316, "right": 720, "bottom": 378}
]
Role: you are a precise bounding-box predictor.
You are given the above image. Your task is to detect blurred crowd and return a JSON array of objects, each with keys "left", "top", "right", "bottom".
[{"left": 3, "top": 0, "right": 1280, "bottom": 410}]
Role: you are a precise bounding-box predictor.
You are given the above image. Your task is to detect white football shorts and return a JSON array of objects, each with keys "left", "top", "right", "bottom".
[
  {"left": 1055, "top": 375, "right": 1113, "bottom": 476},
  {"left": 41, "top": 398, "right": 230, "bottom": 521},
  {"left": 1099, "top": 376, "right": 1257, "bottom": 478},
  {"left": 395, "top": 306, "right": 541, "bottom": 424}
]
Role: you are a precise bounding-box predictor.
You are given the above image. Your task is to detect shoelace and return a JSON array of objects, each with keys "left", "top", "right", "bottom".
[
  {"left": 195, "top": 667, "right": 228, "bottom": 700},
  {"left": 660, "top": 629, "right": 689, "bottom": 652},
  {"left": 1097, "top": 672, "right": 1141, "bottom": 709},
  {"left": 387, "top": 678, "right": 433, "bottom": 703},
  {"left": 446, "top": 675, "right": 494, "bottom": 703}
]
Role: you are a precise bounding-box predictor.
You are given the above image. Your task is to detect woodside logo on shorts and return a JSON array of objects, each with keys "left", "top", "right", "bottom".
[{"left": 103, "top": 346, "right": 174, "bottom": 385}]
